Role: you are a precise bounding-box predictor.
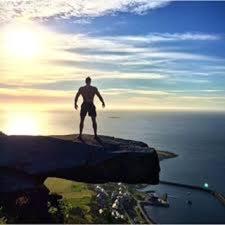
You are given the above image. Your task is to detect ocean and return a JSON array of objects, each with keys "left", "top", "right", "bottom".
[
  {"left": 1, "top": 110, "right": 225, "bottom": 193},
  {"left": 1, "top": 110, "right": 225, "bottom": 223}
]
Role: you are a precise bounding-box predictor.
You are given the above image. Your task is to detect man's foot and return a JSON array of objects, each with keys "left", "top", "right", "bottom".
[
  {"left": 73, "top": 135, "right": 82, "bottom": 142},
  {"left": 77, "top": 135, "right": 83, "bottom": 141},
  {"left": 94, "top": 135, "right": 98, "bottom": 139},
  {"left": 94, "top": 135, "right": 102, "bottom": 143},
  {"left": 75, "top": 135, "right": 86, "bottom": 143}
]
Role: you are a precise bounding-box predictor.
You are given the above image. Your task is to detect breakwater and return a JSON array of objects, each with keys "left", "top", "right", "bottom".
[{"left": 160, "top": 180, "right": 225, "bottom": 206}]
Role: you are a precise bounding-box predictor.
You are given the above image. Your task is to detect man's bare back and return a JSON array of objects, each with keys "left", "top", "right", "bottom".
[
  {"left": 74, "top": 77, "right": 105, "bottom": 139},
  {"left": 79, "top": 85, "right": 99, "bottom": 103}
]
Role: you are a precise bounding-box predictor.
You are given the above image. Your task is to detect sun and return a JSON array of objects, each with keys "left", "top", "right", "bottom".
[{"left": 2, "top": 24, "right": 43, "bottom": 59}]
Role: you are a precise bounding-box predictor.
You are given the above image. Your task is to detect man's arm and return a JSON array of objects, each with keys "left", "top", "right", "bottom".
[
  {"left": 74, "top": 88, "right": 81, "bottom": 110},
  {"left": 96, "top": 88, "right": 105, "bottom": 108}
]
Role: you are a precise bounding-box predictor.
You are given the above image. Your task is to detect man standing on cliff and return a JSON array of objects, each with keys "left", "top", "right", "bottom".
[{"left": 74, "top": 77, "right": 105, "bottom": 140}]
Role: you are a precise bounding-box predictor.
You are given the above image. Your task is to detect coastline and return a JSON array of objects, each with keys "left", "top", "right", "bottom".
[
  {"left": 138, "top": 155, "right": 225, "bottom": 224},
  {"left": 132, "top": 149, "right": 177, "bottom": 224}
]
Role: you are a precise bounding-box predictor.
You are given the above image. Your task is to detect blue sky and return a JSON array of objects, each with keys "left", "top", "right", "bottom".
[{"left": 0, "top": 1, "right": 225, "bottom": 110}]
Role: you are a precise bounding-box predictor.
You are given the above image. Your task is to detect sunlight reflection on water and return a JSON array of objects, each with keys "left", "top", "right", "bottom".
[
  {"left": 0, "top": 110, "right": 80, "bottom": 135},
  {"left": 2, "top": 111, "right": 44, "bottom": 135}
]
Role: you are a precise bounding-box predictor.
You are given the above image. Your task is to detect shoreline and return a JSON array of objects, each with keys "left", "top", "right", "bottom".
[
  {"left": 138, "top": 165, "right": 225, "bottom": 224},
  {"left": 140, "top": 181, "right": 225, "bottom": 224},
  {"left": 133, "top": 149, "right": 177, "bottom": 224}
]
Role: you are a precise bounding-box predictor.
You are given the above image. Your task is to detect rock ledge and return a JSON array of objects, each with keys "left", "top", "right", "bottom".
[{"left": 0, "top": 134, "right": 160, "bottom": 194}]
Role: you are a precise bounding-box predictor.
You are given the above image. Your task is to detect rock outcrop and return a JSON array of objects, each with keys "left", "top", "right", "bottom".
[
  {"left": 0, "top": 134, "right": 160, "bottom": 194},
  {"left": 0, "top": 133, "right": 160, "bottom": 222}
]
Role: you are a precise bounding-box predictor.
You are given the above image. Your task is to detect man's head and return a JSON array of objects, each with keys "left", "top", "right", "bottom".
[{"left": 85, "top": 76, "right": 91, "bottom": 85}]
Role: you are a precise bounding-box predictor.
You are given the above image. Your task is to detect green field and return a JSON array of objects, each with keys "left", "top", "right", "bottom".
[{"left": 45, "top": 178, "right": 96, "bottom": 223}]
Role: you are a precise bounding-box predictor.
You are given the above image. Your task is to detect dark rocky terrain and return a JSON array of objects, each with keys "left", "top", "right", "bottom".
[{"left": 0, "top": 132, "right": 161, "bottom": 223}]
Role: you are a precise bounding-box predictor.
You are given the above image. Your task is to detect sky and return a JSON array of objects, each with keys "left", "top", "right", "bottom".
[{"left": 0, "top": 1, "right": 225, "bottom": 111}]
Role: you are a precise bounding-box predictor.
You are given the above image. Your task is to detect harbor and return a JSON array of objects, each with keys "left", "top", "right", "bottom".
[{"left": 139, "top": 181, "right": 225, "bottom": 224}]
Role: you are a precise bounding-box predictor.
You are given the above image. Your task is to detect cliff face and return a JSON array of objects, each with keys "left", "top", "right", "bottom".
[
  {"left": 0, "top": 134, "right": 160, "bottom": 194},
  {"left": 0, "top": 133, "right": 160, "bottom": 223}
]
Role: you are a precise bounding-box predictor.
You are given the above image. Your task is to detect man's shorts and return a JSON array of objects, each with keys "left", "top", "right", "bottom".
[{"left": 80, "top": 102, "right": 97, "bottom": 117}]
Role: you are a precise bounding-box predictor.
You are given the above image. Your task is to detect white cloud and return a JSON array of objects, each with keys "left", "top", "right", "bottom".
[
  {"left": 0, "top": 28, "right": 222, "bottom": 87},
  {"left": 45, "top": 32, "right": 221, "bottom": 68},
  {"left": 102, "top": 88, "right": 170, "bottom": 96},
  {"left": 171, "top": 89, "right": 224, "bottom": 93},
  {"left": 108, "top": 33, "right": 221, "bottom": 43},
  {"left": 0, "top": 0, "right": 171, "bottom": 23},
  {"left": 56, "top": 32, "right": 221, "bottom": 53},
  {"left": 179, "top": 96, "right": 225, "bottom": 101}
]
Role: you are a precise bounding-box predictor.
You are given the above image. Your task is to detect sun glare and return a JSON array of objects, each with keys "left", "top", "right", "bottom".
[
  {"left": 5, "top": 112, "right": 41, "bottom": 135},
  {"left": 2, "top": 24, "right": 43, "bottom": 59}
]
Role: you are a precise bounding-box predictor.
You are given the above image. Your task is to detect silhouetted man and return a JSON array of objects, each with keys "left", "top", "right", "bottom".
[{"left": 74, "top": 77, "right": 105, "bottom": 140}]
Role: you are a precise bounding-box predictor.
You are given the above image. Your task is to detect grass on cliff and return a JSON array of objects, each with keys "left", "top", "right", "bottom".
[
  {"left": 45, "top": 177, "right": 94, "bottom": 205},
  {"left": 44, "top": 178, "right": 95, "bottom": 223}
]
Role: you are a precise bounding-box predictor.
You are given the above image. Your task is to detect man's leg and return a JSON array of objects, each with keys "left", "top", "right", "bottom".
[
  {"left": 79, "top": 116, "right": 85, "bottom": 138},
  {"left": 91, "top": 116, "right": 97, "bottom": 138}
]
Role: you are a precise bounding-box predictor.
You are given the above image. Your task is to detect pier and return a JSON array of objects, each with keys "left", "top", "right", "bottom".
[{"left": 159, "top": 180, "right": 225, "bottom": 206}]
